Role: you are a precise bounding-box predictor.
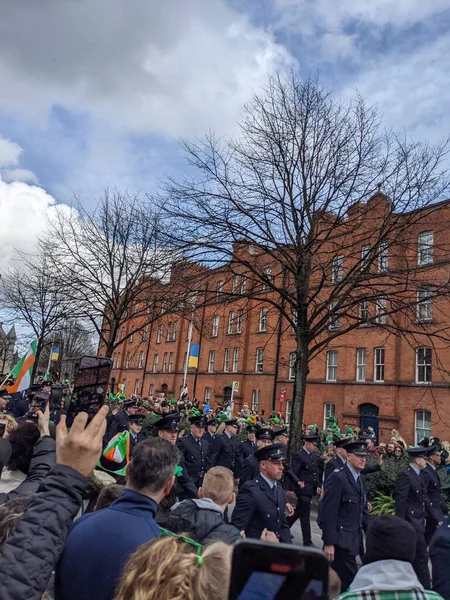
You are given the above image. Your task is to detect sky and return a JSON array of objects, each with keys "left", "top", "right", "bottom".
[{"left": 1, "top": 0, "right": 450, "bottom": 269}]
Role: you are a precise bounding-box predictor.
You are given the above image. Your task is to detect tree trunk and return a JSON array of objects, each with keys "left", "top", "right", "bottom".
[{"left": 288, "top": 338, "right": 310, "bottom": 455}]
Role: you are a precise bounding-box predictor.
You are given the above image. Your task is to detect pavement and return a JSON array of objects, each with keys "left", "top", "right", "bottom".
[{"left": 290, "top": 512, "right": 322, "bottom": 547}]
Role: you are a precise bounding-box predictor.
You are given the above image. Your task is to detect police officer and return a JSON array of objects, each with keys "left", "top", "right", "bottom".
[
  {"left": 178, "top": 414, "right": 210, "bottom": 488},
  {"left": 239, "top": 428, "right": 275, "bottom": 488},
  {"left": 231, "top": 444, "right": 291, "bottom": 543},
  {"left": 287, "top": 433, "right": 321, "bottom": 546},
  {"left": 108, "top": 399, "right": 138, "bottom": 438},
  {"left": 323, "top": 436, "right": 382, "bottom": 482},
  {"left": 240, "top": 425, "right": 258, "bottom": 459},
  {"left": 422, "top": 445, "right": 448, "bottom": 544},
  {"left": 209, "top": 418, "right": 242, "bottom": 477},
  {"left": 395, "top": 446, "right": 442, "bottom": 588},
  {"left": 320, "top": 441, "right": 369, "bottom": 592},
  {"left": 128, "top": 414, "right": 146, "bottom": 452},
  {"left": 203, "top": 418, "right": 219, "bottom": 446}
]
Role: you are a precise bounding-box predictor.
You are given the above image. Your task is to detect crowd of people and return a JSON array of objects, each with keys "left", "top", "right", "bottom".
[{"left": 0, "top": 383, "right": 449, "bottom": 600}]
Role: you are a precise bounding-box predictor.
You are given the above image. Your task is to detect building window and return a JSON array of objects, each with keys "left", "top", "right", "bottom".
[
  {"left": 208, "top": 351, "right": 215, "bottom": 373},
  {"left": 156, "top": 324, "right": 163, "bottom": 344},
  {"left": 204, "top": 387, "right": 211, "bottom": 403},
  {"left": 236, "top": 310, "right": 243, "bottom": 333},
  {"left": 291, "top": 309, "right": 298, "bottom": 334},
  {"left": 416, "top": 347, "right": 432, "bottom": 383},
  {"left": 129, "top": 331, "right": 134, "bottom": 343},
  {"left": 378, "top": 242, "right": 389, "bottom": 272},
  {"left": 152, "top": 354, "right": 158, "bottom": 372},
  {"left": 255, "top": 348, "right": 264, "bottom": 373},
  {"left": 359, "top": 300, "right": 369, "bottom": 325},
  {"left": 285, "top": 400, "right": 292, "bottom": 424},
  {"left": 262, "top": 268, "right": 273, "bottom": 291},
  {"left": 252, "top": 389, "right": 260, "bottom": 412},
  {"left": 326, "top": 351, "right": 338, "bottom": 381},
  {"left": 223, "top": 348, "right": 230, "bottom": 372},
  {"left": 162, "top": 352, "right": 168, "bottom": 372},
  {"left": 323, "top": 402, "right": 335, "bottom": 429},
  {"left": 356, "top": 348, "right": 366, "bottom": 382},
  {"left": 289, "top": 352, "right": 296, "bottom": 380},
  {"left": 232, "top": 275, "right": 239, "bottom": 294},
  {"left": 134, "top": 380, "right": 140, "bottom": 395},
  {"left": 216, "top": 280, "right": 224, "bottom": 298},
  {"left": 417, "top": 287, "right": 433, "bottom": 322},
  {"left": 227, "top": 311, "right": 235, "bottom": 334},
  {"left": 125, "top": 352, "right": 131, "bottom": 368},
  {"left": 166, "top": 322, "right": 177, "bottom": 341},
  {"left": 415, "top": 410, "right": 431, "bottom": 444},
  {"left": 168, "top": 352, "right": 174, "bottom": 372},
  {"left": 138, "top": 351, "right": 145, "bottom": 369},
  {"left": 418, "top": 231, "right": 434, "bottom": 266},
  {"left": 329, "top": 301, "right": 340, "bottom": 330},
  {"left": 375, "top": 296, "right": 387, "bottom": 324},
  {"left": 259, "top": 308, "right": 268, "bottom": 332},
  {"left": 240, "top": 275, "right": 247, "bottom": 295},
  {"left": 142, "top": 325, "right": 148, "bottom": 341},
  {"left": 134, "top": 302, "right": 140, "bottom": 315},
  {"left": 361, "top": 245, "right": 371, "bottom": 270},
  {"left": 332, "top": 255, "right": 344, "bottom": 283},
  {"left": 212, "top": 315, "right": 219, "bottom": 337},
  {"left": 149, "top": 384, "right": 154, "bottom": 396},
  {"left": 374, "top": 347, "right": 385, "bottom": 382},
  {"left": 232, "top": 348, "right": 239, "bottom": 372},
  {"left": 114, "top": 353, "right": 120, "bottom": 369}
]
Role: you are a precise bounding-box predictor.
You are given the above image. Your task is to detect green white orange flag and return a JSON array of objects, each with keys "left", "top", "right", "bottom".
[{"left": 5, "top": 340, "right": 37, "bottom": 393}]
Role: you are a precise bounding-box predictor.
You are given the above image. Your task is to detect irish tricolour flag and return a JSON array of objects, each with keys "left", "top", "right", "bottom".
[{"left": 5, "top": 340, "right": 37, "bottom": 393}]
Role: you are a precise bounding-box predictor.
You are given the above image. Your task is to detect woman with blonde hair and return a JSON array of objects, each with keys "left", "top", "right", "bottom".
[{"left": 114, "top": 534, "right": 232, "bottom": 600}]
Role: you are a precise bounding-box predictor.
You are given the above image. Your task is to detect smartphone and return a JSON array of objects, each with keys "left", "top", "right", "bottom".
[
  {"left": 228, "top": 540, "right": 328, "bottom": 600},
  {"left": 50, "top": 385, "right": 64, "bottom": 409},
  {"left": 29, "top": 391, "right": 50, "bottom": 413},
  {"left": 0, "top": 419, "right": 7, "bottom": 437},
  {"left": 66, "top": 356, "right": 113, "bottom": 422}
]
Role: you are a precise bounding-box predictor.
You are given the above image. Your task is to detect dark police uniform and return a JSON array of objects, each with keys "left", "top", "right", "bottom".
[
  {"left": 422, "top": 460, "right": 448, "bottom": 544},
  {"left": 240, "top": 439, "right": 257, "bottom": 460},
  {"left": 320, "top": 443, "right": 369, "bottom": 593},
  {"left": 429, "top": 519, "right": 450, "bottom": 600},
  {"left": 232, "top": 444, "right": 291, "bottom": 544},
  {"left": 209, "top": 419, "right": 242, "bottom": 477},
  {"left": 395, "top": 450, "right": 440, "bottom": 589},
  {"left": 128, "top": 414, "right": 146, "bottom": 455},
  {"left": 107, "top": 400, "right": 137, "bottom": 438},
  {"left": 240, "top": 428, "right": 276, "bottom": 489},
  {"left": 288, "top": 437, "right": 320, "bottom": 545},
  {"left": 178, "top": 433, "right": 210, "bottom": 488}
]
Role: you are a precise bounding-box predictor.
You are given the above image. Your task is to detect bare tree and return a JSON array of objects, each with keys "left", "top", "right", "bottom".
[
  {"left": 39, "top": 190, "right": 186, "bottom": 358},
  {"left": 161, "top": 73, "right": 450, "bottom": 452}
]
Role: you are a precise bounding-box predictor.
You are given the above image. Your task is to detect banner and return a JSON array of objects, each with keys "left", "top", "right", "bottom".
[{"left": 188, "top": 344, "right": 199, "bottom": 369}]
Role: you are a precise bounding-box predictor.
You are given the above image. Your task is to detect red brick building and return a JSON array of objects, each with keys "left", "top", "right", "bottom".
[{"left": 107, "top": 196, "right": 450, "bottom": 444}]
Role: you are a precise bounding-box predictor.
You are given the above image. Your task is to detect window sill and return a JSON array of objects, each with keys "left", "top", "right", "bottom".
[
  {"left": 414, "top": 319, "right": 434, "bottom": 325},
  {"left": 256, "top": 329, "right": 268, "bottom": 334},
  {"left": 226, "top": 332, "right": 242, "bottom": 336},
  {"left": 415, "top": 381, "right": 432, "bottom": 385}
]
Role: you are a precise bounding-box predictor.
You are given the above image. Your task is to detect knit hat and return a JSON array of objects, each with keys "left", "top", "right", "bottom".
[{"left": 363, "top": 516, "right": 417, "bottom": 565}]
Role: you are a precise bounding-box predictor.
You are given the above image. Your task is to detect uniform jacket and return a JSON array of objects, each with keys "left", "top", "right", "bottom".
[
  {"left": 231, "top": 477, "right": 291, "bottom": 544},
  {"left": 56, "top": 489, "right": 160, "bottom": 600},
  {"left": 239, "top": 455, "right": 259, "bottom": 489},
  {"left": 429, "top": 520, "right": 450, "bottom": 600},
  {"left": 178, "top": 434, "right": 210, "bottom": 487},
  {"left": 291, "top": 448, "right": 319, "bottom": 497},
  {"left": 422, "top": 463, "right": 448, "bottom": 523},
  {"left": 324, "top": 456, "right": 380, "bottom": 483},
  {"left": 129, "top": 431, "right": 146, "bottom": 454},
  {"left": 203, "top": 430, "right": 216, "bottom": 451},
  {"left": 320, "top": 464, "right": 369, "bottom": 555},
  {"left": 209, "top": 433, "right": 242, "bottom": 476},
  {"left": 395, "top": 467, "right": 440, "bottom": 532},
  {"left": 107, "top": 409, "right": 130, "bottom": 438},
  {"left": 240, "top": 439, "right": 257, "bottom": 459}
]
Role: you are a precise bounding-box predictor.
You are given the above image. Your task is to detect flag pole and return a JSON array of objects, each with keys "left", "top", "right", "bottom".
[{"left": 183, "top": 320, "right": 193, "bottom": 391}]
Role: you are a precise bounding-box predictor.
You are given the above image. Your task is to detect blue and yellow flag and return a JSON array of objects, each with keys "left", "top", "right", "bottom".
[{"left": 188, "top": 344, "right": 199, "bottom": 368}]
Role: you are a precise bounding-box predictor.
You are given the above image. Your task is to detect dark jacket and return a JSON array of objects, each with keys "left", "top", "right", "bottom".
[
  {"left": 320, "top": 464, "right": 369, "bottom": 555},
  {"left": 0, "top": 464, "right": 90, "bottom": 600},
  {"left": 209, "top": 432, "right": 242, "bottom": 477},
  {"left": 430, "top": 519, "right": 450, "bottom": 600},
  {"left": 239, "top": 455, "right": 259, "bottom": 489},
  {"left": 323, "top": 456, "right": 380, "bottom": 482},
  {"left": 422, "top": 463, "right": 448, "bottom": 523},
  {"left": 167, "top": 498, "right": 241, "bottom": 545},
  {"left": 232, "top": 477, "right": 291, "bottom": 544},
  {"left": 178, "top": 434, "right": 210, "bottom": 487},
  {"left": 0, "top": 434, "right": 56, "bottom": 505},
  {"left": 107, "top": 409, "right": 130, "bottom": 438},
  {"left": 395, "top": 466, "right": 439, "bottom": 532},
  {"left": 291, "top": 448, "right": 319, "bottom": 497},
  {"left": 56, "top": 489, "right": 160, "bottom": 600},
  {"left": 240, "top": 439, "right": 257, "bottom": 459}
]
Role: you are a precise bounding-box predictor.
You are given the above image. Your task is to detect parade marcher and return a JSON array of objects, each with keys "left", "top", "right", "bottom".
[
  {"left": 240, "top": 425, "right": 258, "bottom": 459},
  {"left": 395, "top": 446, "right": 442, "bottom": 588},
  {"left": 273, "top": 426, "right": 305, "bottom": 492},
  {"left": 422, "top": 446, "right": 449, "bottom": 544},
  {"left": 320, "top": 441, "right": 370, "bottom": 592},
  {"left": 429, "top": 518, "right": 450, "bottom": 600},
  {"left": 232, "top": 444, "right": 292, "bottom": 544},
  {"left": 107, "top": 399, "right": 138, "bottom": 438},
  {"left": 287, "top": 433, "right": 321, "bottom": 546},
  {"left": 239, "top": 427, "right": 275, "bottom": 488},
  {"left": 98, "top": 414, "right": 145, "bottom": 480},
  {"left": 203, "top": 417, "right": 219, "bottom": 447},
  {"left": 178, "top": 414, "right": 210, "bottom": 488},
  {"left": 324, "top": 437, "right": 382, "bottom": 482},
  {"left": 209, "top": 418, "right": 242, "bottom": 478},
  {"left": 128, "top": 414, "right": 146, "bottom": 450}
]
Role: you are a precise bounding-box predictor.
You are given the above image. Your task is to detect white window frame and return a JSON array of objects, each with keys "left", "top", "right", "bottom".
[
  {"left": 374, "top": 347, "right": 385, "bottom": 382},
  {"left": 326, "top": 350, "right": 338, "bottom": 382},
  {"left": 142, "top": 325, "right": 148, "bottom": 341},
  {"left": 216, "top": 280, "right": 224, "bottom": 297},
  {"left": 416, "top": 347, "right": 432, "bottom": 384},
  {"left": 285, "top": 400, "right": 292, "bottom": 424},
  {"left": 149, "top": 383, "right": 154, "bottom": 396},
  {"left": 323, "top": 402, "right": 335, "bottom": 429},
  {"left": 212, "top": 315, "right": 219, "bottom": 337},
  {"left": 162, "top": 352, "right": 168, "bottom": 372},
  {"left": 259, "top": 308, "right": 268, "bottom": 332},
  {"left": 417, "top": 287, "right": 433, "bottom": 322},
  {"left": 356, "top": 348, "right": 367, "bottom": 382},
  {"left": 418, "top": 231, "right": 434, "bottom": 266},
  {"left": 223, "top": 348, "right": 230, "bottom": 372},
  {"left": 289, "top": 352, "right": 296, "bottom": 380},
  {"left": 255, "top": 348, "right": 264, "bottom": 373},
  {"left": 168, "top": 352, "right": 174, "bottom": 373},
  {"left": 375, "top": 296, "right": 387, "bottom": 324},
  {"left": 125, "top": 352, "right": 131, "bottom": 369},
  {"left": 232, "top": 348, "right": 239, "bottom": 372},
  {"left": 415, "top": 410, "right": 431, "bottom": 445},
  {"left": 156, "top": 324, "right": 163, "bottom": 344},
  {"left": 232, "top": 275, "right": 239, "bottom": 294},
  {"left": 208, "top": 350, "right": 215, "bottom": 373},
  {"left": 378, "top": 241, "right": 389, "bottom": 273},
  {"left": 138, "top": 351, "right": 145, "bottom": 369},
  {"left": 262, "top": 268, "right": 272, "bottom": 291},
  {"left": 332, "top": 255, "right": 344, "bottom": 283},
  {"left": 204, "top": 387, "right": 211, "bottom": 403},
  {"left": 361, "top": 245, "right": 371, "bottom": 270},
  {"left": 129, "top": 332, "right": 134, "bottom": 343},
  {"left": 329, "top": 301, "right": 340, "bottom": 330},
  {"left": 134, "top": 379, "right": 140, "bottom": 395},
  {"left": 236, "top": 310, "right": 243, "bottom": 333},
  {"left": 359, "top": 300, "right": 369, "bottom": 325},
  {"left": 240, "top": 275, "right": 247, "bottom": 295},
  {"left": 152, "top": 354, "right": 159, "bottom": 372},
  {"left": 251, "top": 389, "right": 260, "bottom": 412},
  {"left": 227, "top": 311, "right": 235, "bottom": 334}
]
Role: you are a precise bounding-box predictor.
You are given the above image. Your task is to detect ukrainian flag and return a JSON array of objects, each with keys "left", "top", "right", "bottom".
[{"left": 188, "top": 344, "right": 199, "bottom": 369}]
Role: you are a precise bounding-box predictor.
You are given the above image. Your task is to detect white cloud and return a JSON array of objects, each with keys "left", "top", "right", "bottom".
[
  {"left": 2, "top": 168, "right": 39, "bottom": 184},
  {"left": 0, "top": 136, "right": 22, "bottom": 167}
]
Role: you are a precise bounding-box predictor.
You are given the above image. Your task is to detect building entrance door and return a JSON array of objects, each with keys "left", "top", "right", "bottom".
[{"left": 359, "top": 403, "right": 379, "bottom": 440}]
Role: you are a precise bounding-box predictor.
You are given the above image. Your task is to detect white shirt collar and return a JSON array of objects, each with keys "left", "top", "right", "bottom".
[
  {"left": 259, "top": 472, "right": 276, "bottom": 489},
  {"left": 347, "top": 462, "right": 359, "bottom": 482},
  {"left": 410, "top": 464, "right": 421, "bottom": 476}
]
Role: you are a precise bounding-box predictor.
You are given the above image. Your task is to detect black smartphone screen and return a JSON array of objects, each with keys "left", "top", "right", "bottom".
[
  {"left": 66, "top": 356, "right": 112, "bottom": 421},
  {"left": 30, "top": 392, "right": 50, "bottom": 413},
  {"left": 228, "top": 540, "right": 328, "bottom": 600}
]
